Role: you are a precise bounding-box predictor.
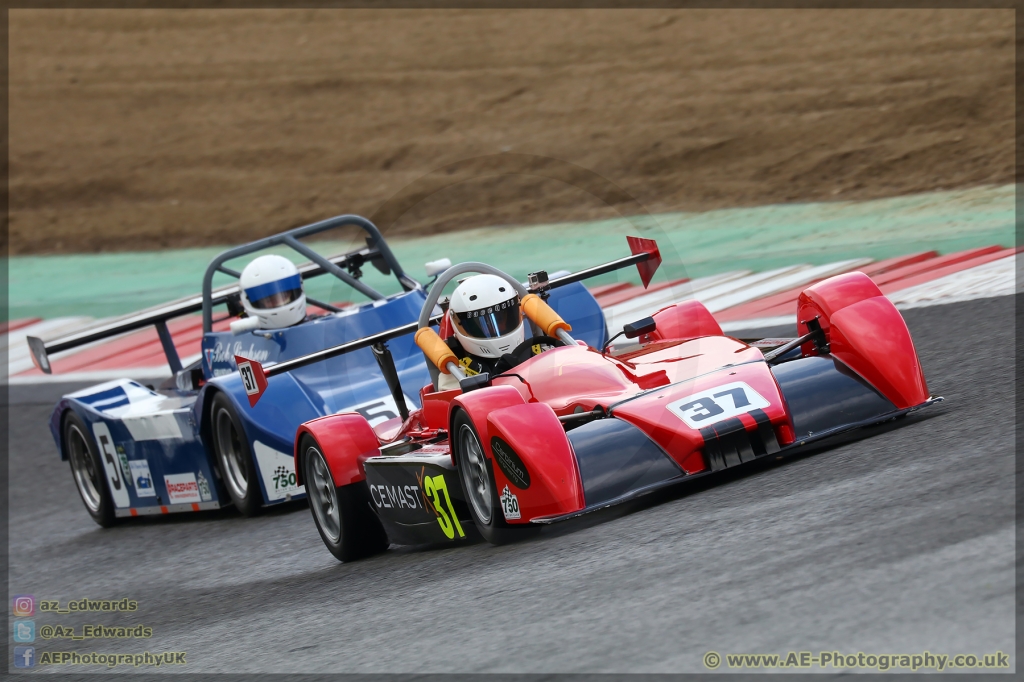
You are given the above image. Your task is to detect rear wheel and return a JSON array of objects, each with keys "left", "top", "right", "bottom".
[
  {"left": 452, "top": 410, "right": 539, "bottom": 545},
  {"left": 300, "top": 436, "right": 389, "bottom": 562},
  {"left": 64, "top": 412, "right": 117, "bottom": 528},
  {"left": 210, "top": 392, "right": 262, "bottom": 516}
]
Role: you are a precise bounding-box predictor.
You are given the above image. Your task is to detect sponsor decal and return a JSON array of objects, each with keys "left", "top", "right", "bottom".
[
  {"left": 458, "top": 356, "right": 480, "bottom": 376},
  {"left": 252, "top": 441, "right": 304, "bottom": 501},
  {"left": 364, "top": 465, "right": 466, "bottom": 540},
  {"left": 205, "top": 341, "right": 270, "bottom": 369},
  {"left": 667, "top": 381, "right": 771, "bottom": 429},
  {"left": 272, "top": 466, "right": 295, "bottom": 493},
  {"left": 91, "top": 423, "right": 131, "bottom": 508},
  {"left": 499, "top": 485, "right": 521, "bottom": 520},
  {"left": 128, "top": 461, "right": 156, "bottom": 498},
  {"left": 490, "top": 437, "right": 531, "bottom": 489},
  {"left": 163, "top": 473, "right": 202, "bottom": 504},
  {"left": 417, "top": 469, "right": 465, "bottom": 540},
  {"left": 196, "top": 471, "right": 212, "bottom": 502},
  {"left": 116, "top": 446, "right": 132, "bottom": 487},
  {"left": 369, "top": 482, "right": 424, "bottom": 511}
]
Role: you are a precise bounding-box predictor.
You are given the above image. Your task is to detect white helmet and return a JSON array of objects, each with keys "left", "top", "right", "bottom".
[
  {"left": 239, "top": 255, "right": 306, "bottom": 329},
  {"left": 449, "top": 274, "right": 524, "bottom": 358}
]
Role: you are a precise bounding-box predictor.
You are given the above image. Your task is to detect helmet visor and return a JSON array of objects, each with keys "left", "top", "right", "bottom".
[
  {"left": 250, "top": 289, "right": 302, "bottom": 310},
  {"left": 245, "top": 273, "right": 303, "bottom": 310},
  {"left": 452, "top": 297, "right": 521, "bottom": 340}
]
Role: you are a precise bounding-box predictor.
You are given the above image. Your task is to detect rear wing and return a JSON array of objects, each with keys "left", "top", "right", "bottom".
[
  {"left": 240, "top": 236, "right": 662, "bottom": 408},
  {"left": 27, "top": 214, "right": 414, "bottom": 375}
]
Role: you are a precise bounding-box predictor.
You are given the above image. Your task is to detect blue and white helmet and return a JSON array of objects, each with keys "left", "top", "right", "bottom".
[{"left": 239, "top": 255, "right": 306, "bottom": 329}]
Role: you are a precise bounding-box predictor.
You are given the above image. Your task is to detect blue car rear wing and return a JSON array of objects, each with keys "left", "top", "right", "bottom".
[{"left": 27, "top": 214, "right": 415, "bottom": 375}]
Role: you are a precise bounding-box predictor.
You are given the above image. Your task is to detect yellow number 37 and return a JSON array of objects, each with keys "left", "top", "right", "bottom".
[{"left": 423, "top": 474, "right": 465, "bottom": 540}]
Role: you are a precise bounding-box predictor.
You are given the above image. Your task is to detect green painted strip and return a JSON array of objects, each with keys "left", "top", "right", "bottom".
[{"left": 9, "top": 184, "right": 1014, "bottom": 321}]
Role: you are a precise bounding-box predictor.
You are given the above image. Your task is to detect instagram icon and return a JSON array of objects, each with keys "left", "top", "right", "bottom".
[{"left": 12, "top": 595, "right": 35, "bottom": 617}]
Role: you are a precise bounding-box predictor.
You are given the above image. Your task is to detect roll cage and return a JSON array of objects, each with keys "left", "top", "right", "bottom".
[{"left": 28, "top": 214, "right": 418, "bottom": 376}]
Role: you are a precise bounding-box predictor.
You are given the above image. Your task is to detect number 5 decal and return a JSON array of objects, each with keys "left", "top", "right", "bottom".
[
  {"left": 667, "top": 381, "right": 771, "bottom": 429},
  {"left": 339, "top": 394, "right": 415, "bottom": 428},
  {"left": 91, "top": 422, "right": 131, "bottom": 508}
]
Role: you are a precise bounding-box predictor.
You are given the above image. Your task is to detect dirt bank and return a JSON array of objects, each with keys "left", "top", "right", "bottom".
[{"left": 9, "top": 8, "right": 1014, "bottom": 254}]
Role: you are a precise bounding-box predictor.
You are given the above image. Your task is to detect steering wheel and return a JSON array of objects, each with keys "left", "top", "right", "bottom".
[
  {"left": 416, "top": 262, "right": 542, "bottom": 387},
  {"left": 494, "top": 335, "right": 564, "bottom": 374}
]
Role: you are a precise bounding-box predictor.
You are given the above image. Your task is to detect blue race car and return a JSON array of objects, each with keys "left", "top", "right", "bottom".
[{"left": 28, "top": 215, "right": 608, "bottom": 526}]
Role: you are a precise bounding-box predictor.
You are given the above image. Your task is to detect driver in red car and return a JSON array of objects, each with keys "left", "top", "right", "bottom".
[{"left": 438, "top": 274, "right": 555, "bottom": 390}]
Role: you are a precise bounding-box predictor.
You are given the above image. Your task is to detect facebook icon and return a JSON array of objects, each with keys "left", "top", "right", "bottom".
[{"left": 14, "top": 646, "right": 35, "bottom": 668}]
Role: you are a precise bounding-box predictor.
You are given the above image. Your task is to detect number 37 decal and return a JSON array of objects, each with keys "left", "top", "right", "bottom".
[{"left": 667, "top": 381, "right": 770, "bottom": 429}]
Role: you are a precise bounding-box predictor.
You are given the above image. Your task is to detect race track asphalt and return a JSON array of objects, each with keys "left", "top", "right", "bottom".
[{"left": 7, "top": 296, "right": 1015, "bottom": 674}]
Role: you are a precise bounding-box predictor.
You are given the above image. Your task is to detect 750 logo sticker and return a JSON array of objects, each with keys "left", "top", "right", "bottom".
[{"left": 499, "top": 485, "right": 521, "bottom": 520}]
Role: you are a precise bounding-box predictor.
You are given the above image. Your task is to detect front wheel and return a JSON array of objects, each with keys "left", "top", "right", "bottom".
[
  {"left": 300, "top": 436, "right": 389, "bottom": 562},
  {"left": 64, "top": 412, "right": 117, "bottom": 528},
  {"left": 452, "top": 410, "right": 539, "bottom": 545},
  {"left": 209, "top": 392, "right": 262, "bottom": 516}
]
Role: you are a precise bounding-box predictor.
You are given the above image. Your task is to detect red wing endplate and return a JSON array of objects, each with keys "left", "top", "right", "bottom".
[
  {"left": 235, "top": 355, "right": 269, "bottom": 407},
  {"left": 628, "top": 236, "right": 662, "bottom": 289}
]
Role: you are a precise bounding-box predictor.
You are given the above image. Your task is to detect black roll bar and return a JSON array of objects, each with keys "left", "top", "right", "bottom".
[
  {"left": 201, "top": 214, "right": 417, "bottom": 332},
  {"left": 27, "top": 214, "right": 416, "bottom": 374}
]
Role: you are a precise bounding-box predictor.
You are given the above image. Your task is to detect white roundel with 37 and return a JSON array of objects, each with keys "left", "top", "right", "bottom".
[{"left": 667, "top": 381, "right": 770, "bottom": 429}]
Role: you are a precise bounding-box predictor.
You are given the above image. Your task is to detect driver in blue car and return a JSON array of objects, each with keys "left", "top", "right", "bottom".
[
  {"left": 438, "top": 274, "right": 555, "bottom": 390},
  {"left": 238, "top": 254, "right": 308, "bottom": 329}
]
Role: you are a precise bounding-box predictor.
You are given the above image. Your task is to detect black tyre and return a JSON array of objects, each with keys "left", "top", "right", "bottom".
[
  {"left": 63, "top": 411, "right": 117, "bottom": 528},
  {"left": 452, "top": 410, "right": 539, "bottom": 545},
  {"left": 300, "top": 435, "right": 390, "bottom": 562},
  {"left": 209, "top": 392, "right": 263, "bottom": 516}
]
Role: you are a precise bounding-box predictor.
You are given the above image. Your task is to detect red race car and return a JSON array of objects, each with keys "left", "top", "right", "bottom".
[{"left": 239, "top": 238, "right": 939, "bottom": 561}]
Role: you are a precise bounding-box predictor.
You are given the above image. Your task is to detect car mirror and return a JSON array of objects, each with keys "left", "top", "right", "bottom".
[
  {"left": 623, "top": 317, "right": 657, "bottom": 339},
  {"left": 459, "top": 373, "right": 492, "bottom": 393},
  {"left": 425, "top": 258, "right": 452, "bottom": 278}
]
